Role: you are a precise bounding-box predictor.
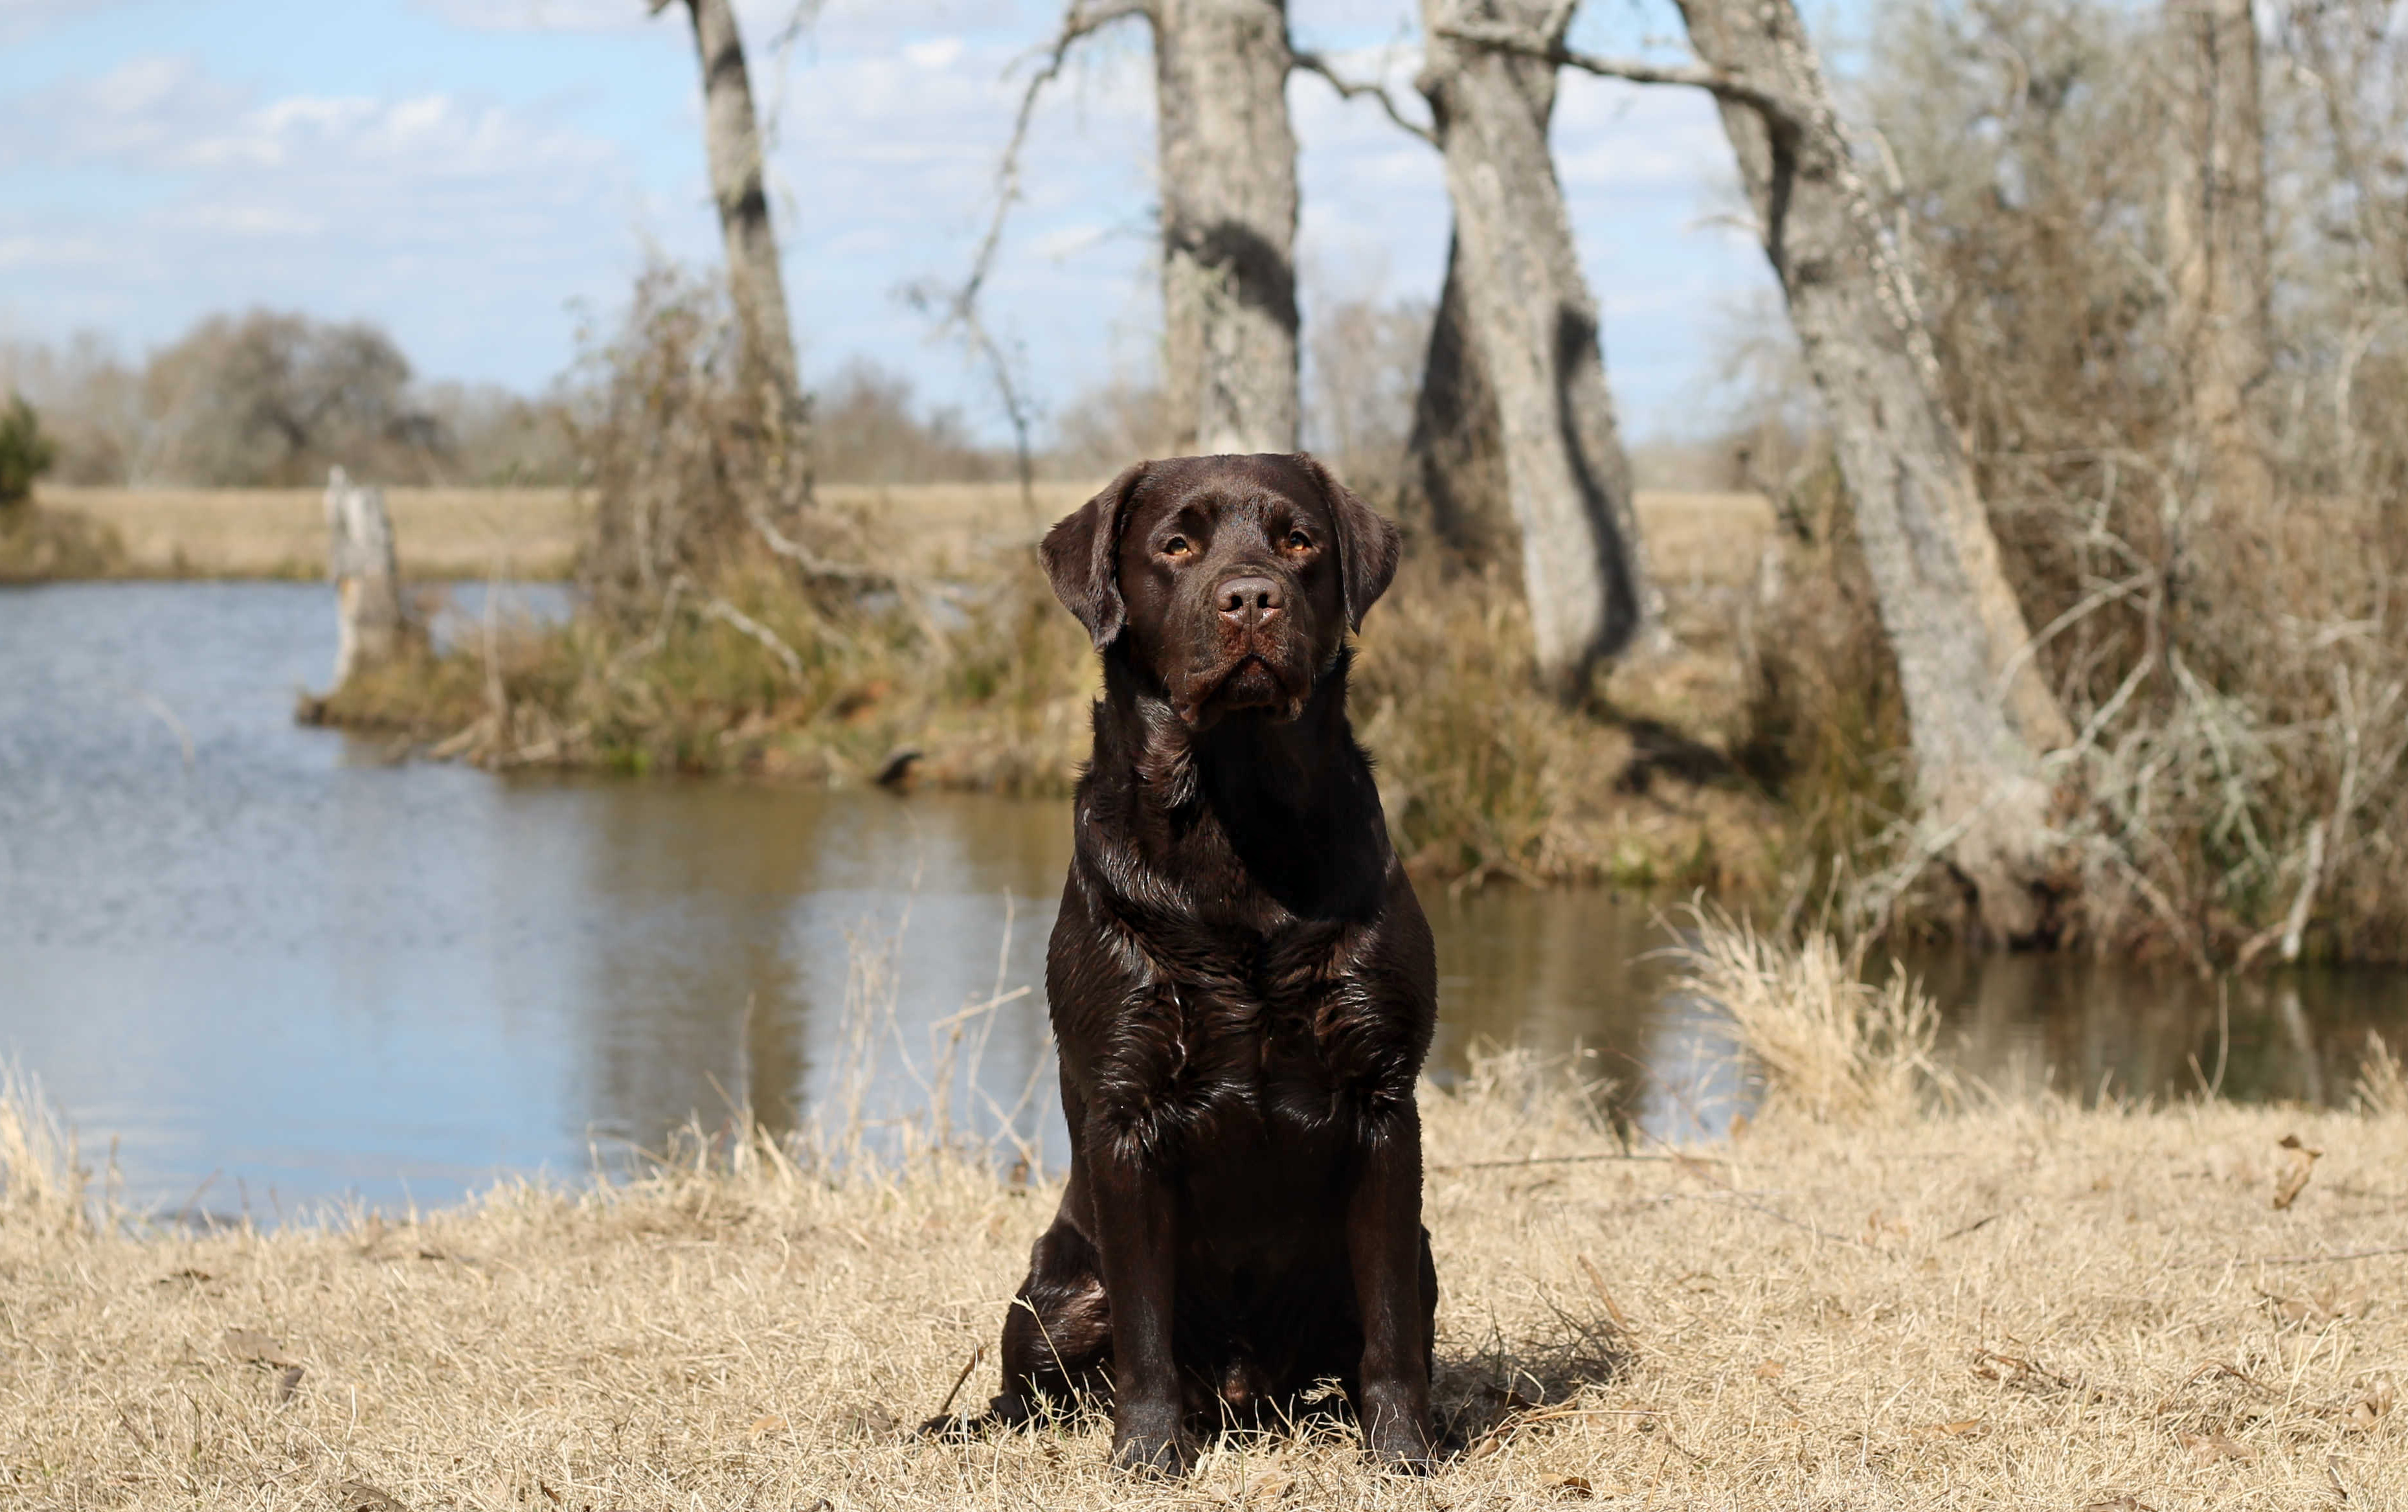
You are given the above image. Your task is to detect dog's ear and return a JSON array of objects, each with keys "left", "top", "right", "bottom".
[
  {"left": 1041, "top": 461, "right": 1148, "bottom": 648},
  {"left": 1294, "top": 453, "right": 1401, "bottom": 631}
]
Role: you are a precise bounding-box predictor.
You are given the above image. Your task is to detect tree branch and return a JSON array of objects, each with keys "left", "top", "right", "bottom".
[
  {"left": 907, "top": 0, "right": 1149, "bottom": 513},
  {"left": 1291, "top": 49, "right": 1437, "bottom": 145},
  {"left": 1436, "top": 20, "right": 1809, "bottom": 131},
  {"left": 699, "top": 593, "right": 807, "bottom": 683}
]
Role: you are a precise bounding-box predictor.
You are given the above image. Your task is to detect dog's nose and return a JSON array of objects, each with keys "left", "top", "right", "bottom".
[{"left": 1217, "top": 575, "right": 1284, "bottom": 629}]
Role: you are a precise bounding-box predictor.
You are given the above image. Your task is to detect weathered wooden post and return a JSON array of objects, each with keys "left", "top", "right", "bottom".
[{"left": 324, "top": 466, "right": 409, "bottom": 690}]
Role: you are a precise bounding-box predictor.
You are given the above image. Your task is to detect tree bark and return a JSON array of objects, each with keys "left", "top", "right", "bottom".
[
  {"left": 667, "top": 0, "right": 807, "bottom": 456},
  {"left": 1416, "top": 0, "right": 1653, "bottom": 694},
  {"left": 2164, "top": 0, "right": 2273, "bottom": 517},
  {"left": 1404, "top": 235, "right": 1515, "bottom": 570},
  {"left": 1151, "top": 0, "right": 1300, "bottom": 454},
  {"left": 324, "top": 466, "right": 409, "bottom": 690},
  {"left": 1669, "top": 0, "right": 2076, "bottom": 940}
]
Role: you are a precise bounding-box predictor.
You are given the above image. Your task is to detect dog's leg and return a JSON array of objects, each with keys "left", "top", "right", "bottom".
[
  {"left": 996, "top": 1213, "right": 1112, "bottom": 1417},
  {"left": 1085, "top": 1127, "right": 1188, "bottom": 1475},
  {"left": 923, "top": 1201, "right": 1112, "bottom": 1439},
  {"left": 1345, "top": 1103, "right": 1437, "bottom": 1470}
]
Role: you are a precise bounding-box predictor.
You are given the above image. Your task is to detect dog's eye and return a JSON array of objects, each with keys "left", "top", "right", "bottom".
[
  {"left": 1161, "top": 536, "right": 1190, "bottom": 558},
  {"left": 1285, "top": 530, "right": 1313, "bottom": 552}
]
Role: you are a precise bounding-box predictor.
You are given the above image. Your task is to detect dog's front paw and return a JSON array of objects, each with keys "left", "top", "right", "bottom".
[
  {"left": 1110, "top": 1404, "right": 1191, "bottom": 1478},
  {"left": 1359, "top": 1394, "right": 1437, "bottom": 1473}
]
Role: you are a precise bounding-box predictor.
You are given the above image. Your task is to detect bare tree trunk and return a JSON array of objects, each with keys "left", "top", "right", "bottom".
[
  {"left": 324, "top": 466, "right": 410, "bottom": 690},
  {"left": 664, "top": 0, "right": 808, "bottom": 471},
  {"left": 1405, "top": 233, "right": 1515, "bottom": 570},
  {"left": 2165, "top": 0, "right": 2273, "bottom": 516},
  {"left": 1152, "top": 0, "right": 1300, "bottom": 454},
  {"left": 1416, "top": 0, "right": 1653, "bottom": 694},
  {"left": 1666, "top": 0, "right": 2076, "bottom": 938}
]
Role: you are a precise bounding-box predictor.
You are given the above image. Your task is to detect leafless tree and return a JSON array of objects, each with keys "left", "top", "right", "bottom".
[
  {"left": 940, "top": 1, "right": 1298, "bottom": 470},
  {"left": 140, "top": 312, "right": 429, "bottom": 486},
  {"left": 1449, "top": 0, "right": 2076, "bottom": 936},
  {"left": 1410, "top": 1, "right": 1656, "bottom": 694},
  {"left": 653, "top": 0, "right": 811, "bottom": 501}
]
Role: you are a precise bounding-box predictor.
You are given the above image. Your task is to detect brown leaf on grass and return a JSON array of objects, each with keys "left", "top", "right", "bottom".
[
  {"left": 1971, "top": 1349, "right": 2069, "bottom": 1391},
  {"left": 1579, "top": 1255, "right": 1632, "bottom": 1330},
  {"left": 1540, "top": 1472, "right": 1594, "bottom": 1498},
  {"left": 333, "top": 1482, "right": 407, "bottom": 1512},
  {"left": 2273, "top": 1134, "right": 2324, "bottom": 1210},
  {"left": 2262, "top": 1284, "right": 2368, "bottom": 1325},
  {"left": 2182, "top": 1431, "right": 2255, "bottom": 1464},
  {"left": 224, "top": 1327, "right": 300, "bottom": 1368},
  {"left": 1753, "top": 1360, "right": 1785, "bottom": 1379},
  {"left": 275, "top": 1364, "right": 304, "bottom": 1403},
  {"left": 2346, "top": 1377, "right": 2396, "bottom": 1431},
  {"left": 748, "top": 1413, "right": 787, "bottom": 1437},
  {"left": 1911, "top": 1419, "right": 1983, "bottom": 1440}
]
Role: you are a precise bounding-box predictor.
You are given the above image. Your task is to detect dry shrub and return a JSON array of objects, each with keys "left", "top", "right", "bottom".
[
  {"left": 1669, "top": 908, "right": 1944, "bottom": 1125},
  {"left": 0, "top": 499, "right": 122, "bottom": 581},
  {"left": 1734, "top": 460, "right": 1917, "bottom": 916},
  {"left": 314, "top": 263, "right": 1098, "bottom": 791},
  {"left": 1355, "top": 562, "right": 1768, "bottom": 890},
  {"left": 1355, "top": 562, "right": 1604, "bottom": 883},
  {"left": 1730, "top": 0, "right": 2408, "bottom": 962},
  {"left": 572, "top": 263, "right": 794, "bottom": 614},
  {"left": 2357, "top": 1030, "right": 2408, "bottom": 1118},
  {"left": 315, "top": 561, "right": 1094, "bottom": 791}
]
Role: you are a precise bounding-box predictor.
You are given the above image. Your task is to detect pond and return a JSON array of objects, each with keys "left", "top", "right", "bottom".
[{"left": 3, "top": 581, "right": 2403, "bottom": 1219}]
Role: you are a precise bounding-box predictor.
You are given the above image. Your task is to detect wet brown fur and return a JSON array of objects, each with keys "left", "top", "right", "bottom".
[{"left": 940, "top": 454, "right": 1439, "bottom": 1474}]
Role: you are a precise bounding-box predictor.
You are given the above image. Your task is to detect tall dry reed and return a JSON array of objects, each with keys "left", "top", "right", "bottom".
[
  {"left": 0, "top": 1059, "right": 85, "bottom": 1234},
  {"left": 1667, "top": 908, "right": 1945, "bottom": 1125}
]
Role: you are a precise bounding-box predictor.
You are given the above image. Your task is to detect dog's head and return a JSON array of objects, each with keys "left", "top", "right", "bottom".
[{"left": 1041, "top": 453, "right": 1401, "bottom": 728}]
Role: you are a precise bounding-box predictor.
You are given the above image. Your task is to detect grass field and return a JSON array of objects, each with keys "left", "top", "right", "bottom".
[
  {"left": 4, "top": 925, "right": 2403, "bottom": 1511},
  {"left": 29, "top": 482, "right": 1775, "bottom": 588}
]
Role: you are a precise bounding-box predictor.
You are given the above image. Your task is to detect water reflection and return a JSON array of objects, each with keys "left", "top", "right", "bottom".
[{"left": 1, "top": 582, "right": 2403, "bottom": 1219}]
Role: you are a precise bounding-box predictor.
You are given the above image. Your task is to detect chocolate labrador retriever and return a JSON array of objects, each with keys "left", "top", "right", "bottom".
[{"left": 946, "top": 453, "right": 1439, "bottom": 1474}]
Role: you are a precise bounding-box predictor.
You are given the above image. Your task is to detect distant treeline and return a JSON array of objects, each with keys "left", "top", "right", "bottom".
[
  {"left": 0, "top": 310, "right": 1157, "bottom": 491},
  {"left": 0, "top": 307, "right": 1748, "bottom": 496}
]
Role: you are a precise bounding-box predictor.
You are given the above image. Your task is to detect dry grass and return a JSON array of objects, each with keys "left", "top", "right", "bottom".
[
  {"left": 34, "top": 484, "right": 588, "bottom": 581},
  {"left": 0, "top": 499, "right": 123, "bottom": 581},
  {"left": 6, "top": 919, "right": 2407, "bottom": 1509},
  {"left": 1667, "top": 907, "right": 1945, "bottom": 1125},
  {"left": 23, "top": 482, "right": 1762, "bottom": 588}
]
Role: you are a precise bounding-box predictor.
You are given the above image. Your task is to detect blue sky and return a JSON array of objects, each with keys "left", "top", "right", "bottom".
[{"left": 0, "top": 0, "right": 1783, "bottom": 442}]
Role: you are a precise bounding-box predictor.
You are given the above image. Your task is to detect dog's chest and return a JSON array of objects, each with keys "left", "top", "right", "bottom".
[{"left": 1108, "top": 932, "right": 1390, "bottom": 1136}]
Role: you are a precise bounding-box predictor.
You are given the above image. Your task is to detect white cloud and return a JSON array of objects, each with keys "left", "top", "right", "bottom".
[
  {"left": 0, "top": 0, "right": 131, "bottom": 43},
  {"left": 0, "top": 54, "right": 643, "bottom": 387}
]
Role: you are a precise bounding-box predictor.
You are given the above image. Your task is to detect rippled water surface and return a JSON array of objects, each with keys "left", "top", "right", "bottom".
[{"left": 4, "top": 581, "right": 2403, "bottom": 1217}]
